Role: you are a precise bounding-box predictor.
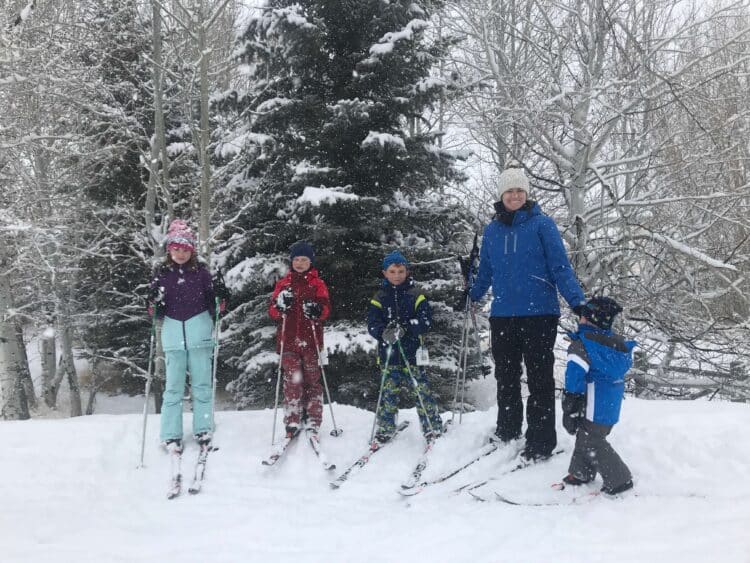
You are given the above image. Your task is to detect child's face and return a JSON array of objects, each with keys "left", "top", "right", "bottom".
[
  {"left": 169, "top": 246, "right": 192, "bottom": 265},
  {"left": 292, "top": 256, "right": 312, "bottom": 273},
  {"left": 383, "top": 263, "right": 408, "bottom": 286}
]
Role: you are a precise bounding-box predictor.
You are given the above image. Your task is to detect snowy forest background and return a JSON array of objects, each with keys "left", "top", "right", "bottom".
[{"left": 1, "top": 0, "right": 749, "bottom": 421}]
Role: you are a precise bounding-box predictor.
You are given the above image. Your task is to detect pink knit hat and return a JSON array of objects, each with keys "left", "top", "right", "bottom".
[{"left": 165, "top": 219, "right": 196, "bottom": 252}]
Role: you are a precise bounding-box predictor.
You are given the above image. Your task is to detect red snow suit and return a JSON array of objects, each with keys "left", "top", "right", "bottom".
[{"left": 269, "top": 267, "right": 330, "bottom": 430}]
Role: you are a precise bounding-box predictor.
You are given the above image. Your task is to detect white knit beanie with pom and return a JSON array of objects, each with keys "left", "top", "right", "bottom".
[{"left": 497, "top": 162, "right": 529, "bottom": 199}]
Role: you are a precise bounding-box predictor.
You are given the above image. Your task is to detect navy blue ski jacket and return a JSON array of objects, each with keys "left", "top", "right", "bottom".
[
  {"left": 367, "top": 277, "right": 431, "bottom": 367},
  {"left": 469, "top": 202, "right": 585, "bottom": 317},
  {"left": 565, "top": 324, "right": 637, "bottom": 426}
]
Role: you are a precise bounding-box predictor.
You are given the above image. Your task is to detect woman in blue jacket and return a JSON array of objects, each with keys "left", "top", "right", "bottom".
[{"left": 470, "top": 163, "right": 586, "bottom": 460}]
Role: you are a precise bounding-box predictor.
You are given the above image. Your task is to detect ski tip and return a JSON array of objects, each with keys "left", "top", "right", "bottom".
[
  {"left": 330, "top": 429, "right": 344, "bottom": 437},
  {"left": 329, "top": 481, "right": 341, "bottom": 490}
]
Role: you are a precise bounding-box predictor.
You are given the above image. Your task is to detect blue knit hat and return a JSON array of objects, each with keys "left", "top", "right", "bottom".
[
  {"left": 581, "top": 296, "right": 623, "bottom": 330},
  {"left": 289, "top": 241, "right": 315, "bottom": 263},
  {"left": 382, "top": 250, "right": 410, "bottom": 270}
]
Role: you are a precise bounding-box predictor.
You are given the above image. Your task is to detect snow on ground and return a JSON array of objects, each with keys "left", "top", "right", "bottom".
[{"left": 1, "top": 399, "right": 749, "bottom": 563}]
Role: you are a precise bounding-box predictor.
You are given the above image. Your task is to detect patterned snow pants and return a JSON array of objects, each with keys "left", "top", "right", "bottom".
[
  {"left": 375, "top": 365, "right": 442, "bottom": 438},
  {"left": 281, "top": 340, "right": 323, "bottom": 431}
]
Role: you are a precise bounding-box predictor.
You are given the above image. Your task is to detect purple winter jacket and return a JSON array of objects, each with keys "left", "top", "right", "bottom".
[{"left": 150, "top": 263, "right": 216, "bottom": 321}]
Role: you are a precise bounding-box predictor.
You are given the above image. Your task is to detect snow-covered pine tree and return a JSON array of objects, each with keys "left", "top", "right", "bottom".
[
  {"left": 213, "top": 0, "right": 479, "bottom": 412},
  {"left": 71, "top": 1, "right": 157, "bottom": 405}
]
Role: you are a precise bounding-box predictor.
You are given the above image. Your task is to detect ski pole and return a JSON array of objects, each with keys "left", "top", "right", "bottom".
[
  {"left": 369, "top": 344, "right": 393, "bottom": 443},
  {"left": 210, "top": 296, "right": 221, "bottom": 434},
  {"left": 271, "top": 313, "right": 288, "bottom": 446},
  {"left": 452, "top": 232, "right": 480, "bottom": 424},
  {"left": 309, "top": 321, "right": 342, "bottom": 437},
  {"left": 451, "top": 293, "right": 472, "bottom": 424},
  {"left": 138, "top": 307, "right": 158, "bottom": 468},
  {"left": 396, "top": 341, "right": 436, "bottom": 436}
]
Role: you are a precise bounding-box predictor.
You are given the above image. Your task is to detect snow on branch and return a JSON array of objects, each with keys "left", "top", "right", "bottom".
[
  {"left": 0, "top": 74, "right": 27, "bottom": 85},
  {"left": 296, "top": 186, "right": 359, "bottom": 206},
  {"left": 646, "top": 231, "right": 739, "bottom": 272},
  {"left": 214, "top": 131, "right": 274, "bottom": 159},
  {"left": 260, "top": 5, "right": 317, "bottom": 37},
  {"left": 364, "top": 18, "right": 429, "bottom": 61},
  {"left": 361, "top": 131, "right": 406, "bottom": 152}
]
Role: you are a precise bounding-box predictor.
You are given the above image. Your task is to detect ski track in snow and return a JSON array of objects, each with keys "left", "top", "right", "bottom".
[{"left": 1, "top": 400, "right": 749, "bottom": 563}]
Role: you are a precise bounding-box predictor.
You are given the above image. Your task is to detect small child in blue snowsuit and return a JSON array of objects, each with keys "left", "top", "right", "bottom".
[
  {"left": 367, "top": 250, "right": 443, "bottom": 443},
  {"left": 561, "top": 296, "right": 636, "bottom": 495}
]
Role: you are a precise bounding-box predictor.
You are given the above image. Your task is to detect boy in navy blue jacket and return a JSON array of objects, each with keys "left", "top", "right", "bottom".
[
  {"left": 561, "top": 297, "right": 636, "bottom": 495},
  {"left": 367, "top": 251, "right": 443, "bottom": 443}
]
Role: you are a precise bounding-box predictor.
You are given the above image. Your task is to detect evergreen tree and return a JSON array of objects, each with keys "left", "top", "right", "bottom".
[
  {"left": 214, "top": 0, "right": 482, "bottom": 412},
  {"left": 72, "top": 0, "right": 156, "bottom": 399}
]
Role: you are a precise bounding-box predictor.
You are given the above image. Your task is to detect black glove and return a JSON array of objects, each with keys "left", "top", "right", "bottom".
[
  {"left": 212, "top": 271, "right": 230, "bottom": 301},
  {"left": 148, "top": 285, "right": 165, "bottom": 305},
  {"left": 275, "top": 288, "right": 294, "bottom": 313},
  {"left": 303, "top": 301, "right": 323, "bottom": 320},
  {"left": 561, "top": 392, "right": 586, "bottom": 435},
  {"left": 572, "top": 303, "right": 587, "bottom": 317},
  {"left": 382, "top": 322, "right": 405, "bottom": 345},
  {"left": 147, "top": 285, "right": 165, "bottom": 316}
]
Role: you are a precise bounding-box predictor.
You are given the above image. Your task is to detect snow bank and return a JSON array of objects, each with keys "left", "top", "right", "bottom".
[{"left": 1, "top": 399, "right": 748, "bottom": 562}]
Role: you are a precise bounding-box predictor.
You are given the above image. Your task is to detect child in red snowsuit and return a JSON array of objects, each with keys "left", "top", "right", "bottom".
[{"left": 269, "top": 242, "right": 331, "bottom": 437}]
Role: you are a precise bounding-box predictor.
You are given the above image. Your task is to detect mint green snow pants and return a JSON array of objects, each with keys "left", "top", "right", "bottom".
[{"left": 159, "top": 313, "right": 215, "bottom": 442}]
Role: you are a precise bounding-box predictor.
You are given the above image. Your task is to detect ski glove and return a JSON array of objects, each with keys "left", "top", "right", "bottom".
[
  {"left": 561, "top": 392, "right": 586, "bottom": 435},
  {"left": 382, "top": 322, "right": 405, "bottom": 345},
  {"left": 572, "top": 303, "right": 587, "bottom": 317},
  {"left": 302, "top": 301, "right": 323, "bottom": 320},
  {"left": 212, "top": 271, "right": 230, "bottom": 301},
  {"left": 147, "top": 285, "right": 165, "bottom": 317},
  {"left": 148, "top": 285, "right": 165, "bottom": 305},
  {"left": 275, "top": 288, "right": 294, "bottom": 313}
]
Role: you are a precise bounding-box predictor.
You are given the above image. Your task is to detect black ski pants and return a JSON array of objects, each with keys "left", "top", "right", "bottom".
[
  {"left": 568, "top": 419, "right": 632, "bottom": 490},
  {"left": 490, "top": 315, "right": 559, "bottom": 456}
]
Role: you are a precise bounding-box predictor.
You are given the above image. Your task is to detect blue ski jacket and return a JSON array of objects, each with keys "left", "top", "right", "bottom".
[
  {"left": 367, "top": 277, "right": 431, "bottom": 367},
  {"left": 565, "top": 324, "right": 637, "bottom": 426},
  {"left": 469, "top": 202, "right": 585, "bottom": 317}
]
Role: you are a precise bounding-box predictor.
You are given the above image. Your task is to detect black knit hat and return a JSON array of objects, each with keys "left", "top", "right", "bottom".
[
  {"left": 289, "top": 241, "right": 315, "bottom": 263},
  {"left": 581, "top": 296, "right": 623, "bottom": 330}
]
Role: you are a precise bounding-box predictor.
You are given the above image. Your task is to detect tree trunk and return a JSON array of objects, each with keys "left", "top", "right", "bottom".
[
  {"left": 58, "top": 324, "right": 82, "bottom": 417},
  {"left": 14, "top": 322, "right": 37, "bottom": 410},
  {"left": 40, "top": 327, "right": 62, "bottom": 408},
  {"left": 198, "top": 13, "right": 212, "bottom": 260},
  {"left": 0, "top": 252, "right": 30, "bottom": 420}
]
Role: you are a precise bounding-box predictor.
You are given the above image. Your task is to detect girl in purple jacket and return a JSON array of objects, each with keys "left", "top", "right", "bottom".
[{"left": 148, "top": 220, "right": 222, "bottom": 452}]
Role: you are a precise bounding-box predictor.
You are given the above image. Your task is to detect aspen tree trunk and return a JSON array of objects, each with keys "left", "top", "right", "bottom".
[
  {"left": 41, "top": 327, "right": 60, "bottom": 408},
  {"left": 198, "top": 10, "right": 212, "bottom": 261},
  {"left": 57, "top": 322, "right": 82, "bottom": 418},
  {"left": 14, "top": 322, "right": 37, "bottom": 410},
  {"left": 146, "top": 0, "right": 169, "bottom": 409},
  {"left": 0, "top": 248, "right": 30, "bottom": 420}
]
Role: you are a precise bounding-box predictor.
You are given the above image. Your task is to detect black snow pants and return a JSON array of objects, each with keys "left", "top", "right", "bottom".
[{"left": 490, "top": 315, "right": 559, "bottom": 456}]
